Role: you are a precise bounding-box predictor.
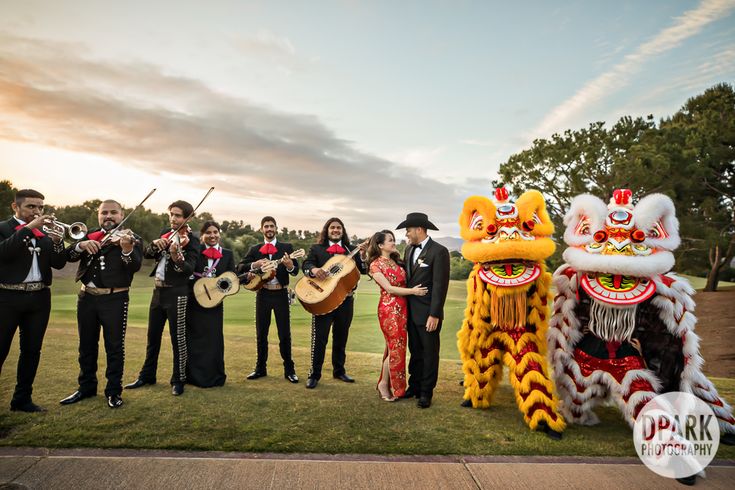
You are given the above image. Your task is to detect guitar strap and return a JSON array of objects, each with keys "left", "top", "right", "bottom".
[{"left": 193, "top": 258, "right": 220, "bottom": 278}]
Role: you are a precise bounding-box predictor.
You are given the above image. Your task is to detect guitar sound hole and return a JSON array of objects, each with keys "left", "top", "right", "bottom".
[
  {"left": 217, "top": 279, "right": 231, "bottom": 291},
  {"left": 329, "top": 265, "right": 341, "bottom": 275}
]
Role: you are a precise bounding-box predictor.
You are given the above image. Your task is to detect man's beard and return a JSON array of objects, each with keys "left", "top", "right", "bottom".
[
  {"left": 102, "top": 220, "right": 117, "bottom": 231},
  {"left": 265, "top": 231, "right": 275, "bottom": 240}
]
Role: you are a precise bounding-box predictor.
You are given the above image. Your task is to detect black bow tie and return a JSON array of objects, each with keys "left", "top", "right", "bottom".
[{"left": 415, "top": 243, "right": 423, "bottom": 249}]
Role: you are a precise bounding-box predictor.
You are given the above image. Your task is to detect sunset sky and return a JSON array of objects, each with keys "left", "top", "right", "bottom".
[{"left": 1, "top": 0, "right": 734, "bottom": 236}]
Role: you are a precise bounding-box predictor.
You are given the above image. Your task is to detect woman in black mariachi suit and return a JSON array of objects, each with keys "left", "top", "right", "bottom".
[{"left": 186, "top": 220, "right": 235, "bottom": 387}]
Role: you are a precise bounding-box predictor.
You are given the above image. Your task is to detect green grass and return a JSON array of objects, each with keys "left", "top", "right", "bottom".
[{"left": 1, "top": 272, "right": 734, "bottom": 458}]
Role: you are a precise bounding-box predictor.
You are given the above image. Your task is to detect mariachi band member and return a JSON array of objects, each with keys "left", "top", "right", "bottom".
[
  {"left": 60, "top": 200, "right": 143, "bottom": 409},
  {"left": 302, "top": 217, "right": 367, "bottom": 389},
  {"left": 125, "top": 200, "right": 199, "bottom": 396},
  {"left": 186, "top": 220, "right": 235, "bottom": 388},
  {"left": 0, "top": 189, "right": 66, "bottom": 412},
  {"left": 238, "top": 216, "right": 299, "bottom": 383}
]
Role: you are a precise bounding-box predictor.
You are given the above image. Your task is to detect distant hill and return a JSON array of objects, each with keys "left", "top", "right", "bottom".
[{"left": 432, "top": 236, "right": 463, "bottom": 251}]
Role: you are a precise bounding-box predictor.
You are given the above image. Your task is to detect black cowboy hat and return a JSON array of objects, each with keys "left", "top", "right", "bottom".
[{"left": 396, "top": 212, "right": 439, "bottom": 230}]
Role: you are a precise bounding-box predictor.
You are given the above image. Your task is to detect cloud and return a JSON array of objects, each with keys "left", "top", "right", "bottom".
[
  {"left": 532, "top": 0, "right": 735, "bottom": 138},
  {"left": 230, "top": 29, "right": 319, "bottom": 74},
  {"left": 0, "top": 32, "right": 463, "bottom": 233}
]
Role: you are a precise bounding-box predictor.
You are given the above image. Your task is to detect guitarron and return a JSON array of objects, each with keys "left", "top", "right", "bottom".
[{"left": 294, "top": 247, "right": 362, "bottom": 315}]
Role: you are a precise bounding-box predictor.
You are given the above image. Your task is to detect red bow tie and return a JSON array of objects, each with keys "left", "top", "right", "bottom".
[
  {"left": 161, "top": 230, "right": 174, "bottom": 240},
  {"left": 202, "top": 247, "right": 222, "bottom": 260},
  {"left": 326, "top": 244, "right": 346, "bottom": 254},
  {"left": 87, "top": 230, "right": 105, "bottom": 242},
  {"left": 260, "top": 243, "right": 277, "bottom": 255},
  {"left": 15, "top": 224, "right": 45, "bottom": 239}
]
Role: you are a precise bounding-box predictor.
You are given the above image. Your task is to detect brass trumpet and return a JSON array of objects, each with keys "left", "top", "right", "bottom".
[{"left": 42, "top": 218, "right": 88, "bottom": 241}]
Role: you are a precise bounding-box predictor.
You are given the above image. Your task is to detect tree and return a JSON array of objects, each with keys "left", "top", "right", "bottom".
[
  {"left": 0, "top": 180, "right": 18, "bottom": 219},
  {"left": 663, "top": 83, "right": 735, "bottom": 290}
]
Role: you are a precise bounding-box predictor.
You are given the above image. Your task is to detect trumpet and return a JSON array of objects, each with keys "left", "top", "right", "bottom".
[{"left": 42, "top": 218, "right": 88, "bottom": 241}]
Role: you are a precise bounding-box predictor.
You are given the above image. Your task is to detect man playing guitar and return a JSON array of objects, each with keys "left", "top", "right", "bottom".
[{"left": 238, "top": 216, "right": 299, "bottom": 383}]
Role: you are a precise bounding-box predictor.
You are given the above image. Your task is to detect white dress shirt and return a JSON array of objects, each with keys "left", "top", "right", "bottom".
[
  {"left": 15, "top": 218, "right": 42, "bottom": 283},
  {"left": 412, "top": 236, "right": 430, "bottom": 265}
]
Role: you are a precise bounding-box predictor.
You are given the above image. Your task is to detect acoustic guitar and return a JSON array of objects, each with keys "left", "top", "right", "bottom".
[
  {"left": 193, "top": 262, "right": 277, "bottom": 308},
  {"left": 242, "top": 249, "right": 305, "bottom": 291},
  {"left": 294, "top": 245, "right": 364, "bottom": 315}
]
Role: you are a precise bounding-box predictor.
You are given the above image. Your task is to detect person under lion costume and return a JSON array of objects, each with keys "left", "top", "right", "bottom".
[
  {"left": 547, "top": 189, "right": 735, "bottom": 446},
  {"left": 457, "top": 187, "right": 565, "bottom": 439}
]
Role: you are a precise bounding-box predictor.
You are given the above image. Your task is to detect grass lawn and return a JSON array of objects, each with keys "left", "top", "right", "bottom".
[{"left": 1, "top": 271, "right": 734, "bottom": 458}]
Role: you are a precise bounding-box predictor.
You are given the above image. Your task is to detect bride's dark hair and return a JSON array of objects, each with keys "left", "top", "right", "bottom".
[{"left": 366, "top": 230, "right": 403, "bottom": 270}]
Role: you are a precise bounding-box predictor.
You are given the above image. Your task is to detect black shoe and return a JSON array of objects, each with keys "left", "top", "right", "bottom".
[
  {"left": 306, "top": 377, "right": 318, "bottom": 389},
  {"left": 401, "top": 388, "right": 420, "bottom": 399},
  {"left": 417, "top": 396, "right": 432, "bottom": 409},
  {"left": 721, "top": 432, "right": 735, "bottom": 446},
  {"left": 676, "top": 475, "right": 697, "bottom": 486},
  {"left": 246, "top": 370, "right": 267, "bottom": 380},
  {"left": 285, "top": 373, "right": 299, "bottom": 383},
  {"left": 107, "top": 394, "right": 123, "bottom": 408},
  {"left": 10, "top": 401, "right": 46, "bottom": 413},
  {"left": 536, "top": 420, "right": 563, "bottom": 441},
  {"left": 124, "top": 378, "right": 155, "bottom": 389},
  {"left": 333, "top": 373, "right": 355, "bottom": 383},
  {"left": 460, "top": 399, "right": 473, "bottom": 408},
  {"left": 59, "top": 390, "right": 96, "bottom": 405},
  {"left": 171, "top": 383, "right": 184, "bottom": 396}
]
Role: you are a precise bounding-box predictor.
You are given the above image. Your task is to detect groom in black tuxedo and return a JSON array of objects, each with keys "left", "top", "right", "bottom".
[{"left": 398, "top": 212, "right": 450, "bottom": 408}]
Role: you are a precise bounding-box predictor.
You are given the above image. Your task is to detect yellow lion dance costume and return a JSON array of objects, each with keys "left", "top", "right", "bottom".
[{"left": 457, "top": 187, "right": 565, "bottom": 438}]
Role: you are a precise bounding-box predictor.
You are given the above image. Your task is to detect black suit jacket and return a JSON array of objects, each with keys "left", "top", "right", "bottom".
[
  {"left": 302, "top": 242, "right": 368, "bottom": 277},
  {"left": 237, "top": 241, "right": 298, "bottom": 287},
  {"left": 0, "top": 217, "right": 67, "bottom": 285},
  {"left": 403, "top": 237, "right": 450, "bottom": 324},
  {"left": 192, "top": 245, "right": 236, "bottom": 283},
  {"left": 145, "top": 228, "right": 200, "bottom": 287},
  {"left": 66, "top": 228, "right": 143, "bottom": 288}
]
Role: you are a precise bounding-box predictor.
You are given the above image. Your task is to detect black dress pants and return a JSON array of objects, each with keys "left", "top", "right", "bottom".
[
  {"left": 76, "top": 290, "right": 129, "bottom": 397},
  {"left": 0, "top": 288, "right": 51, "bottom": 406},
  {"left": 254, "top": 289, "right": 295, "bottom": 374},
  {"left": 406, "top": 315, "right": 442, "bottom": 398},
  {"left": 138, "top": 286, "right": 188, "bottom": 385},
  {"left": 309, "top": 296, "right": 353, "bottom": 380}
]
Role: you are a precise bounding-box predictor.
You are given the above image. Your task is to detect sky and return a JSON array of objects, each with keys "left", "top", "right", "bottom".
[{"left": 0, "top": 0, "right": 733, "bottom": 237}]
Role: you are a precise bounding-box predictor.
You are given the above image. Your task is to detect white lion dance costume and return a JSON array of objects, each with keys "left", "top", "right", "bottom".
[
  {"left": 458, "top": 187, "right": 566, "bottom": 439},
  {"left": 548, "top": 188, "right": 735, "bottom": 442}
]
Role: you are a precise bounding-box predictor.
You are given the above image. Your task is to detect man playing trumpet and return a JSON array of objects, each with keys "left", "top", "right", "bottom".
[
  {"left": 60, "top": 200, "right": 143, "bottom": 409},
  {"left": 0, "top": 189, "right": 66, "bottom": 412},
  {"left": 126, "top": 200, "right": 199, "bottom": 396}
]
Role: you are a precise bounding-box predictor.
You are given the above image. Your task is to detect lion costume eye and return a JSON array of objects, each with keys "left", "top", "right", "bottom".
[
  {"left": 470, "top": 211, "right": 483, "bottom": 231},
  {"left": 575, "top": 217, "right": 591, "bottom": 236}
]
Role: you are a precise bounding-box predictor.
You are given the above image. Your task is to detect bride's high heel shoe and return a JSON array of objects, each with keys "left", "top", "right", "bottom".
[{"left": 376, "top": 386, "right": 398, "bottom": 402}]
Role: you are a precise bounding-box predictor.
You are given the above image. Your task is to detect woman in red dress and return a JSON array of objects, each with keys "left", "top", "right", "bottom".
[{"left": 367, "top": 230, "right": 427, "bottom": 401}]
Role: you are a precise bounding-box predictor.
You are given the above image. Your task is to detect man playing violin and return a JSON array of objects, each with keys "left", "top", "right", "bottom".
[
  {"left": 125, "top": 200, "right": 199, "bottom": 396},
  {"left": 60, "top": 200, "right": 143, "bottom": 408},
  {"left": 301, "top": 217, "right": 368, "bottom": 389},
  {"left": 237, "top": 216, "right": 300, "bottom": 383},
  {"left": 0, "top": 189, "right": 66, "bottom": 412}
]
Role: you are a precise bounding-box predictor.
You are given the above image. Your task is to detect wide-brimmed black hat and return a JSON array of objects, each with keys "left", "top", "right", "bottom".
[{"left": 396, "top": 212, "right": 439, "bottom": 230}]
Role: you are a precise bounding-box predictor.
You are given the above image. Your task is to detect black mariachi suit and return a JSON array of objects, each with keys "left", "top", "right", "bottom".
[
  {"left": 186, "top": 245, "right": 235, "bottom": 387},
  {"left": 403, "top": 237, "right": 450, "bottom": 398},
  {"left": 0, "top": 217, "right": 66, "bottom": 407},
  {"left": 136, "top": 229, "right": 199, "bottom": 386},
  {"left": 66, "top": 229, "right": 143, "bottom": 397},
  {"left": 302, "top": 242, "right": 367, "bottom": 380},
  {"left": 238, "top": 241, "right": 299, "bottom": 375}
]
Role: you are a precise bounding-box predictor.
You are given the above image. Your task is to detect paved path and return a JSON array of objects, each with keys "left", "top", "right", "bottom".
[{"left": 0, "top": 448, "right": 733, "bottom": 489}]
